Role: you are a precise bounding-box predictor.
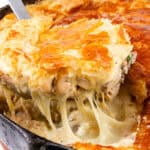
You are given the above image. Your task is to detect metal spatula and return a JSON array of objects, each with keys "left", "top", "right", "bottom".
[{"left": 7, "top": 0, "right": 30, "bottom": 19}]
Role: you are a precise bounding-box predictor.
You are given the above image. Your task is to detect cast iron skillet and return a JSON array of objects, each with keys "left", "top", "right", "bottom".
[
  {"left": 0, "top": 1, "right": 73, "bottom": 150},
  {"left": 0, "top": 114, "right": 73, "bottom": 150}
]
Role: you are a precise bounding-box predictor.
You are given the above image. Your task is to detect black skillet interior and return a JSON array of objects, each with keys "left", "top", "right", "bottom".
[
  {"left": 0, "top": 114, "right": 72, "bottom": 150},
  {"left": 0, "top": 1, "right": 72, "bottom": 150}
]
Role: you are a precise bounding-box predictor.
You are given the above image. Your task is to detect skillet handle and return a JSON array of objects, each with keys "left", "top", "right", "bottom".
[{"left": 0, "top": 114, "right": 73, "bottom": 150}]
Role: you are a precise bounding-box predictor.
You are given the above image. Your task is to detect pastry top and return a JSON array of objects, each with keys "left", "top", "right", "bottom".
[
  {"left": 0, "top": 0, "right": 149, "bottom": 147},
  {"left": 0, "top": 10, "right": 132, "bottom": 93}
]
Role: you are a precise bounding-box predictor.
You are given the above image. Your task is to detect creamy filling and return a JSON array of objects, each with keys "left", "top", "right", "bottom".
[{"left": 30, "top": 86, "right": 140, "bottom": 146}]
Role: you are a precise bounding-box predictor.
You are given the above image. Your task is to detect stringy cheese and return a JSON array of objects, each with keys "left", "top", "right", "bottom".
[{"left": 31, "top": 87, "right": 138, "bottom": 145}]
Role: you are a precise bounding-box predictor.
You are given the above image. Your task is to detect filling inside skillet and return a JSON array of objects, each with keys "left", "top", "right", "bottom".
[{"left": 0, "top": 0, "right": 149, "bottom": 147}]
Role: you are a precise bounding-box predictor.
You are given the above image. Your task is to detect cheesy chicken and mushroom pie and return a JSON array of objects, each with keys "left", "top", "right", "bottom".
[{"left": 0, "top": 0, "right": 145, "bottom": 147}]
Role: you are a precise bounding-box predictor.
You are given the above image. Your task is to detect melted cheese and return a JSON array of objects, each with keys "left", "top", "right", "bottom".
[{"left": 30, "top": 86, "right": 138, "bottom": 145}]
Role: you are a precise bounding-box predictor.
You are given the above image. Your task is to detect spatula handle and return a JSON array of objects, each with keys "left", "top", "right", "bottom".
[{"left": 7, "top": 0, "right": 30, "bottom": 19}]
